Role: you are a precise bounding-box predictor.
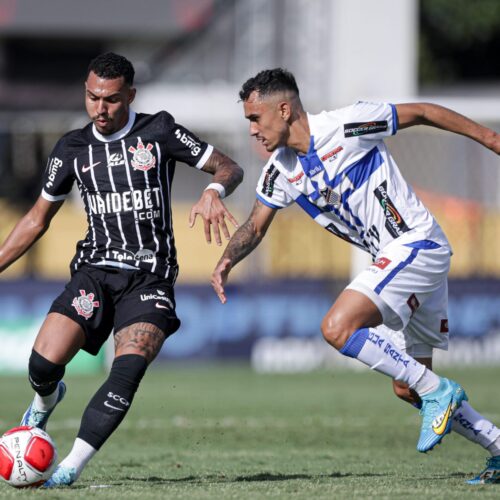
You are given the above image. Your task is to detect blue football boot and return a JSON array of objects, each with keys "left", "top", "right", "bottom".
[
  {"left": 467, "top": 456, "right": 500, "bottom": 484},
  {"left": 417, "top": 377, "right": 467, "bottom": 452},
  {"left": 43, "top": 465, "right": 78, "bottom": 488},
  {"left": 21, "top": 381, "right": 66, "bottom": 430}
]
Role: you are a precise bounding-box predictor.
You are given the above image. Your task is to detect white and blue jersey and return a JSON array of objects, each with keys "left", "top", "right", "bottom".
[{"left": 256, "top": 101, "right": 449, "bottom": 258}]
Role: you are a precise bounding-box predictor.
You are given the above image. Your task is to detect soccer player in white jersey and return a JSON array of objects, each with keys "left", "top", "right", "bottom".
[
  {"left": 0, "top": 53, "right": 244, "bottom": 487},
  {"left": 211, "top": 68, "right": 500, "bottom": 484}
]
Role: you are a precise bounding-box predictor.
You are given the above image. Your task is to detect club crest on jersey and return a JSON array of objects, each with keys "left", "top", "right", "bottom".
[
  {"left": 72, "top": 289, "right": 100, "bottom": 320},
  {"left": 320, "top": 187, "right": 341, "bottom": 207},
  {"left": 128, "top": 139, "right": 156, "bottom": 172}
]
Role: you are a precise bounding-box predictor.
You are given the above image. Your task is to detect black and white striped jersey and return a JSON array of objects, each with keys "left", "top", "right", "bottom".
[{"left": 41, "top": 110, "right": 213, "bottom": 284}]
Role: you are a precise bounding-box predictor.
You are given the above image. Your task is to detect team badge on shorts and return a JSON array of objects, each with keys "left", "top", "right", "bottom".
[
  {"left": 72, "top": 289, "right": 100, "bottom": 320},
  {"left": 128, "top": 138, "right": 156, "bottom": 172}
]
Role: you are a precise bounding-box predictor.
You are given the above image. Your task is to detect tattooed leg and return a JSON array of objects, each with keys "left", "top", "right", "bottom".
[{"left": 114, "top": 322, "right": 167, "bottom": 363}]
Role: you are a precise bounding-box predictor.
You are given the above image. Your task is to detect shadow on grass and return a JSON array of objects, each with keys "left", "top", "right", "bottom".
[{"left": 113, "top": 470, "right": 389, "bottom": 485}]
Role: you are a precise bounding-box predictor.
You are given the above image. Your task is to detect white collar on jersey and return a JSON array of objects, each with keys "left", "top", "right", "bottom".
[{"left": 92, "top": 110, "right": 136, "bottom": 143}]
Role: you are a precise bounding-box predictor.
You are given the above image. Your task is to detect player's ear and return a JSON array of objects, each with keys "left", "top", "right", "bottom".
[
  {"left": 279, "top": 101, "right": 291, "bottom": 121},
  {"left": 128, "top": 87, "right": 136, "bottom": 104}
]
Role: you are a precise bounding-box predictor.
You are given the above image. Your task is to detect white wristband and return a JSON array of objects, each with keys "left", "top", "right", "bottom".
[{"left": 204, "top": 183, "right": 226, "bottom": 199}]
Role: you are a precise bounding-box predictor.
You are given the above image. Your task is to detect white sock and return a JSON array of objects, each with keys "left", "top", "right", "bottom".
[
  {"left": 33, "top": 387, "right": 60, "bottom": 412},
  {"left": 59, "top": 438, "right": 97, "bottom": 479},
  {"left": 452, "top": 401, "right": 500, "bottom": 454},
  {"left": 340, "top": 328, "right": 440, "bottom": 395}
]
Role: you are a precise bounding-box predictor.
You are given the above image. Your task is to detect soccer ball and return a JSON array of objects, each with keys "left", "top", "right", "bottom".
[{"left": 0, "top": 426, "right": 57, "bottom": 488}]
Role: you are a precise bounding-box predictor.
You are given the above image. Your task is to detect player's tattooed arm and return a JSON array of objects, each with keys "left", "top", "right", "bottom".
[
  {"left": 220, "top": 199, "right": 275, "bottom": 266},
  {"left": 211, "top": 200, "right": 276, "bottom": 303},
  {"left": 201, "top": 148, "right": 244, "bottom": 197}
]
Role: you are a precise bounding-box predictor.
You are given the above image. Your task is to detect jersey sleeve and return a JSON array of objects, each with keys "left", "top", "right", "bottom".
[
  {"left": 342, "top": 101, "right": 398, "bottom": 140},
  {"left": 161, "top": 111, "right": 213, "bottom": 169},
  {"left": 256, "top": 163, "right": 295, "bottom": 209},
  {"left": 41, "top": 136, "right": 74, "bottom": 201}
]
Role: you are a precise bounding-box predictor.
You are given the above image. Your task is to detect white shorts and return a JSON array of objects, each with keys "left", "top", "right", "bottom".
[{"left": 347, "top": 239, "right": 451, "bottom": 355}]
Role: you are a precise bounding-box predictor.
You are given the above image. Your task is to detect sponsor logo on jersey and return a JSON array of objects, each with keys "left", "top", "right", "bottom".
[
  {"left": 261, "top": 164, "right": 280, "bottom": 197},
  {"left": 72, "top": 289, "right": 100, "bottom": 320},
  {"left": 287, "top": 171, "right": 304, "bottom": 184},
  {"left": 321, "top": 146, "right": 343, "bottom": 162},
  {"left": 88, "top": 188, "right": 161, "bottom": 221},
  {"left": 81, "top": 161, "right": 102, "bottom": 173},
  {"left": 128, "top": 138, "right": 156, "bottom": 171},
  {"left": 319, "top": 187, "right": 341, "bottom": 206},
  {"left": 307, "top": 164, "right": 323, "bottom": 176},
  {"left": 45, "top": 157, "right": 63, "bottom": 188},
  {"left": 174, "top": 129, "right": 201, "bottom": 156},
  {"left": 110, "top": 248, "right": 155, "bottom": 263},
  {"left": 374, "top": 181, "right": 410, "bottom": 238},
  {"left": 344, "top": 121, "right": 388, "bottom": 137},
  {"left": 373, "top": 257, "right": 391, "bottom": 269},
  {"left": 108, "top": 153, "right": 125, "bottom": 167},
  {"left": 407, "top": 293, "right": 420, "bottom": 316}
]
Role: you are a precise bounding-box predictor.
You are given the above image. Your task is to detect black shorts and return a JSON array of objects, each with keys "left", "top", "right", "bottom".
[{"left": 49, "top": 264, "right": 181, "bottom": 355}]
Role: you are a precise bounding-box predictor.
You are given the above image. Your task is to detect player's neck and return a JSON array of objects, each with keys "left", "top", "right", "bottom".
[{"left": 287, "top": 112, "right": 310, "bottom": 154}]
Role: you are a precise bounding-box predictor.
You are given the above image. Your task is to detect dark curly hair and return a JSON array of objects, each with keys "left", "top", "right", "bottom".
[
  {"left": 239, "top": 68, "right": 299, "bottom": 101},
  {"left": 87, "top": 52, "right": 135, "bottom": 86}
]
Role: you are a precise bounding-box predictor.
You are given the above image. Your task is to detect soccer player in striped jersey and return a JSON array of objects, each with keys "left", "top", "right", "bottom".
[
  {"left": 0, "top": 52, "right": 243, "bottom": 487},
  {"left": 212, "top": 68, "right": 500, "bottom": 484}
]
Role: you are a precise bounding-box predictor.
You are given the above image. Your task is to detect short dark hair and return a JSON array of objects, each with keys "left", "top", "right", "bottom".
[
  {"left": 87, "top": 52, "right": 135, "bottom": 86},
  {"left": 239, "top": 68, "right": 299, "bottom": 101}
]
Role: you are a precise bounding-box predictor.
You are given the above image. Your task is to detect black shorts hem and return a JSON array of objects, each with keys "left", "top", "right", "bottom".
[{"left": 114, "top": 314, "right": 181, "bottom": 339}]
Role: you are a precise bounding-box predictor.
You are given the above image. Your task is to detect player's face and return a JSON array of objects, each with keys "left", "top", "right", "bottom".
[
  {"left": 85, "top": 71, "right": 136, "bottom": 135},
  {"left": 243, "top": 91, "right": 289, "bottom": 152}
]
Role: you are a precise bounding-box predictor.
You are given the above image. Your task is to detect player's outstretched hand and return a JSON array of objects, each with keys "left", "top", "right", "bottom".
[
  {"left": 211, "top": 258, "right": 232, "bottom": 304},
  {"left": 189, "top": 190, "right": 239, "bottom": 245}
]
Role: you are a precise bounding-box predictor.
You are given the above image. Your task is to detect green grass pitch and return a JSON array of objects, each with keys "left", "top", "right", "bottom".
[{"left": 0, "top": 365, "right": 499, "bottom": 498}]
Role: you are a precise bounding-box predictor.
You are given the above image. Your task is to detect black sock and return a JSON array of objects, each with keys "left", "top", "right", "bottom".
[{"left": 77, "top": 354, "right": 148, "bottom": 450}]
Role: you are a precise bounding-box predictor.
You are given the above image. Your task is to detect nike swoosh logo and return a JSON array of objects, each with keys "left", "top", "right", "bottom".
[
  {"left": 81, "top": 161, "right": 101, "bottom": 173},
  {"left": 104, "top": 401, "right": 125, "bottom": 411},
  {"left": 432, "top": 402, "right": 452, "bottom": 435},
  {"left": 155, "top": 302, "right": 170, "bottom": 310}
]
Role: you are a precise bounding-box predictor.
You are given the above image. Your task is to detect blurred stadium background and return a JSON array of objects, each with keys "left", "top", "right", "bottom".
[{"left": 1, "top": 0, "right": 500, "bottom": 375}]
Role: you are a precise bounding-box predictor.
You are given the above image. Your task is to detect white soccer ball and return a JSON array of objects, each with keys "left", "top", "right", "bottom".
[{"left": 0, "top": 426, "right": 57, "bottom": 488}]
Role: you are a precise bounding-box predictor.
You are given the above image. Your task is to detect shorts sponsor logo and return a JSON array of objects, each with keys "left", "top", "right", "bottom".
[
  {"left": 321, "top": 146, "right": 343, "bottom": 162},
  {"left": 344, "top": 121, "right": 388, "bottom": 137},
  {"left": 174, "top": 129, "right": 201, "bottom": 156},
  {"left": 45, "top": 157, "right": 63, "bottom": 188},
  {"left": 373, "top": 257, "right": 391, "bottom": 269},
  {"left": 440, "top": 319, "right": 449, "bottom": 333},
  {"left": 374, "top": 181, "right": 410, "bottom": 238},
  {"left": 128, "top": 138, "right": 156, "bottom": 171},
  {"left": 72, "top": 289, "right": 100, "bottom": 320},
  {"left": 141, "top": 290, "right": 173, "bottom": 309}
]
